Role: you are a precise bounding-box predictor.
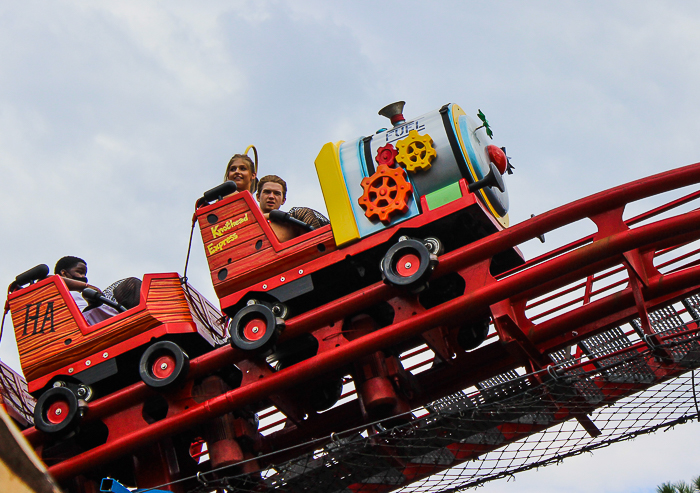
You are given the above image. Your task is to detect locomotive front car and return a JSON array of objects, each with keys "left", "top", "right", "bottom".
[
  {"left": 317, "top": 101, "right": 511, "bottom": 247},
  {"left": 197, "top": 102, "right": 521, "bottom": 358}
]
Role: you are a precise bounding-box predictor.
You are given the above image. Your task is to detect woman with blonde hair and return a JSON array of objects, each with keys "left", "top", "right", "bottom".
[{"left": 224, "top": 147, "right": 258, "bottom": 194}]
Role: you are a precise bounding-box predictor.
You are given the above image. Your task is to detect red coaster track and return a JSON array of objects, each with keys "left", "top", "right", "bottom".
[{"left": 8, "top": 162, "right": 700, "bottom": 492}]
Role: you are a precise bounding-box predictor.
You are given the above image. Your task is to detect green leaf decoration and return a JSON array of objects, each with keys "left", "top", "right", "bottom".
[{"left": 477, "top": 109, "right": 493, "bottom": 139}]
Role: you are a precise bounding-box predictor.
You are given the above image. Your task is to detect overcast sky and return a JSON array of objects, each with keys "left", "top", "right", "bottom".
[{"left": 1, "top": 1, "right": 700, "bottom": 491}]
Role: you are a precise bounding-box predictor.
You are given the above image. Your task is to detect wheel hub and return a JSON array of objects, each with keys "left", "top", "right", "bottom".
[
  {"left": 396, "top": 253, "right": 420, "bottom": 277},
  {"left": 46, "top": 399, "right": 69, "bottom": 424},
  {"left": 153, "top": 354, "right": 176, "bottom": 379},
  {"left": 244, "top": 318, "right": 267, "bottom": 342}
]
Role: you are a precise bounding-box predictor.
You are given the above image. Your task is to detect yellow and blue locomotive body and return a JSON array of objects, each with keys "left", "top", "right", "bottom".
[{"left": 317, "top": 102, "right": 510, "bottom": 247}]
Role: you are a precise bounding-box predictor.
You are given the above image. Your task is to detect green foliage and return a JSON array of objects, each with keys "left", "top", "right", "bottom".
[
  {"left": 657, "top": 476, "right": 700, "bottom": 493},
  {"left": 676, "top": 481, "right": 695, "bottom": 493},
  {"left": 657, "top": 482, "right": 677, "bottom": 493}
]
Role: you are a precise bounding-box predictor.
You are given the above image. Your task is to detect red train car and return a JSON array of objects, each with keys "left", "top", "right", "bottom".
[{"left": 6, "top": 272, "right": 226, "bottom": 434}]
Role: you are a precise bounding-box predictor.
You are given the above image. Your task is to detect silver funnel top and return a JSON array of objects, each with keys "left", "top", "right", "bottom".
[{"left": 378, "top": 101, "right": 406, "bottom": 127}]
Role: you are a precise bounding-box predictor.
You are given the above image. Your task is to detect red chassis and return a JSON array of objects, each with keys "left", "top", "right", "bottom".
[{"left": 195, "top": 178, "right": 522, "bottom": 318}]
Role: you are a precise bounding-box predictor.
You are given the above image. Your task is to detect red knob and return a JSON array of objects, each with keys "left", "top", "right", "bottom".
[
  {"left": 376, "top": 143, "right": 398, "bottom": 166},
  {"left": 487, "top": 145, "right": 508, "bottom": 175}
]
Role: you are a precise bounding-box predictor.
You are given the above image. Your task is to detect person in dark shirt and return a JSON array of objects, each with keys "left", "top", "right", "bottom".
[{"left": 255, "top": 175, "right": 330, "bottom": 242}]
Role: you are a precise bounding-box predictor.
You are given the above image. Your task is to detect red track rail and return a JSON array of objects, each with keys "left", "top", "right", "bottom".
[{"left": 15, "top": 162, "right": 700, "bottom": 489}]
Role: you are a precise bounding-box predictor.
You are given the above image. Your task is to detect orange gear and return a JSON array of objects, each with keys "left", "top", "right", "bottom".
[
  {"left": 395, "top": 129, "right": 437, "bottom": 173},
  {"left": 358, "top": 165, "right": 412, "bottom": 224}
]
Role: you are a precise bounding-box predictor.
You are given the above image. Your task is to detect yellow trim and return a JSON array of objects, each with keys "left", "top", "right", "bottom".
[
  {"left": 244, "top": 145, "right": 258, "bottom": 175},
  {"left": 450, "top": 105, "right": 508, "bottom": 229},
  {"left": 314, "top": 141, "right": 360, "bottom": 246}
]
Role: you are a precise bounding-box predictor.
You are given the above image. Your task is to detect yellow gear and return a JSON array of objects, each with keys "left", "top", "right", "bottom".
[{"left": 395, "top": 130, "right": 437, "bottom": 173}]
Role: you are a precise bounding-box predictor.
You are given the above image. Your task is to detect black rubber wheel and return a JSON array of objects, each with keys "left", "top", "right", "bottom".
[
  {"left": 309, "top": 377, "right": 344, "bottom": 412},
  {"left": 273, "top": 334, "right": 318, "bottom": 370},
  {"left": 34, "top": 387, "right": 80, "bottom": 434},
  {"left": 457, "top": 318, "right": 490, "bottom": 350},
  {"left": 381, "top": 239, "right": 436, "bottom": 289},
  {"left": 139, "top": 341, "right": 190, "bottom": 389},
  {"left": 230, "top": 304, "right": 283, "bottom": 352}
]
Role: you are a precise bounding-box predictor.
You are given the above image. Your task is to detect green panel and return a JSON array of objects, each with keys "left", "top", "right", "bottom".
[{"left": 425, "top": 182, "right": 462, "bottom": 210}]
